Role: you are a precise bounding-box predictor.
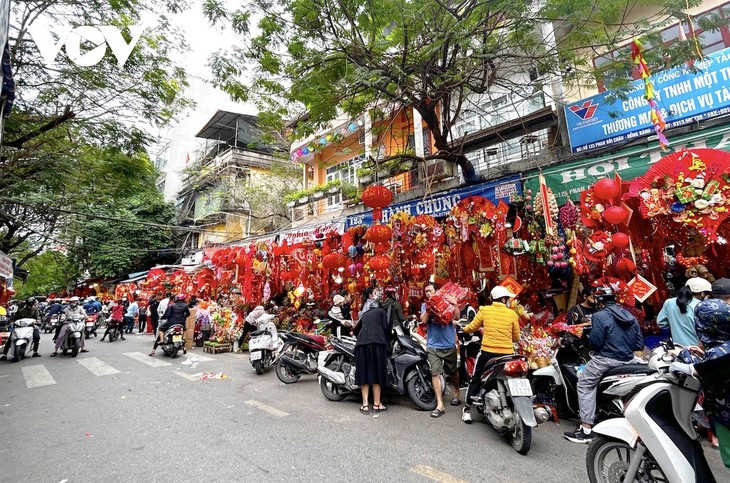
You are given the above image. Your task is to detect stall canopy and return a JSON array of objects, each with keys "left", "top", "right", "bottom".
[
  {"left": 524, "top": 123, "right": 730, "bottom": 205},
  {"left": 345, "top": 174, "right": 521, "bottom": 228}
]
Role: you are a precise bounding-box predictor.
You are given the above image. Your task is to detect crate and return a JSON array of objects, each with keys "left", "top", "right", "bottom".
[{"left": 203, "top": 343, "right": 232, "bottom": 354}]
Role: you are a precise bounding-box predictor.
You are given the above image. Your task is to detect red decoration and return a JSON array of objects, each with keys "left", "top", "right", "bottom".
[
  {"left": 365, "top": 224, "right": 392, "bottom": 243},
  {"left": 603, "top": 205, "right": 628, "bottom": 225},
  {"left": 323, "top": 253, "right": 348, "bottom": 270},
  {"left": 611, "top": 232, "right": 630, "bottom": 249},
  {"left": 361, "top": 185, "right": 393, "bottom": 209},
  {"left": 594, "top": 178, "right": 620, "bottom": 201},
  {"left": 368, "top": 255, "right": 391, "bottom": 271}
]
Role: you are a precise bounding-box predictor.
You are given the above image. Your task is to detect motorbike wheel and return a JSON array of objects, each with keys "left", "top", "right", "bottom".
[
  {"left": 14, "top": 344, "right": 25, "bottom": 362},
  {"left": 70, "top": 339, "right": 79, "bottom": 358},
  {"left": 253, "top": 360, "right": 265, "bottom": 375},
  {"left": 109, "top": 330, "right": 117, "bottom": 342},
  {"left": 171, "top": 346, "right": 178, "bottom": 359},
  {"left": 586, "top": 436, "right": 667, "bottom": 483},
  {"left": 407, "top": 372, "right": 437, "bottom": 411},
  {"left": 508, "top": 418, "right": 532, "bottom": 455},
  {"left": 319, "top": 376, "right": 348, "bottom": 401},
  {"left": 275, "top": 359, "right": 301, "bottom": 384}
]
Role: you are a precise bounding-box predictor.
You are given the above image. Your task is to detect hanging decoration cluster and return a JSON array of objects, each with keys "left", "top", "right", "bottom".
[
  {"left": 290, "top": 121, "right": 362, "bottom": 162},
  {"left": 631, "top": 39, "right": 669, "bottom": 150}
]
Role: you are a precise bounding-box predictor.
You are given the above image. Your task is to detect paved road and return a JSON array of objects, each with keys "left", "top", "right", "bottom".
[{"left": 0, "top": 332, "right": 726, "bottom": 482}]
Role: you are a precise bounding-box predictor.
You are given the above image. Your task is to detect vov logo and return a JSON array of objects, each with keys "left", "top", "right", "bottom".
[{"left": 28, "top": 24, "right": 145, "bottom": 68}]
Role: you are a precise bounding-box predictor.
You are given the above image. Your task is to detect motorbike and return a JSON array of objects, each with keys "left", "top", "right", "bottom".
[
  {"left": 469, "top": 353, "right": 552, "bottom": 455},
  {"left": 60, "top": 315, "right": 85, "bottom": 357},
  {"left": 530, "top": 328, "right": 654, "bottom": 422},
  {"left": 7, "top": 318, "right": 36, "bottom": 361},
  {"left": 276, "top": 319, "right": 329, "bottom": 384},
  {"left": 317, "top": 323, "right": 438, "bottom": 411},
  {"left": 587, "top": 342, "right": 716, "bottom": 483},
  {"left": 43, "top": 313, "right": 64, "bottom": 334},
  {"left": 84, "top": 313, "right": 101, "bottom": 339},
  {"left": 249, "top": 313, "right": 286, "bottom": 375},
  {"left": 159, "top": 324, "right": 186, "bottom": 358},
  {"left": 106, "top": 319, "right": 124, "bottom": 342}
]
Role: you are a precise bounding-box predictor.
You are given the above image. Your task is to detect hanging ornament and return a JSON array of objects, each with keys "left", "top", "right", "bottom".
[
  {"left": 603, "top": 205, "right": 628, "bottom": 225},
  {"left": 594, "top": 178, "right": 620, "bottom": 201}
]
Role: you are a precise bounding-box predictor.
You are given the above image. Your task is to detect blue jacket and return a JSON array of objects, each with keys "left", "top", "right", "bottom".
[{"left": 589, "top": 303, "right": 644, "bottom": 361}]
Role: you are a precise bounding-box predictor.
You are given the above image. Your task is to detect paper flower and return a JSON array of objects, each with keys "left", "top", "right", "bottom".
[{"left": 694, "top": 199, "right": 710, "bottom": 210}]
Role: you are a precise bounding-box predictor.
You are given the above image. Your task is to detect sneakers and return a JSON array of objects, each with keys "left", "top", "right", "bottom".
[
  {"left": 564, "top": 426, "right": 595, "bottom": 444},
  {"left": 461, "top": 408, "right": 472, "bottom": 424}
]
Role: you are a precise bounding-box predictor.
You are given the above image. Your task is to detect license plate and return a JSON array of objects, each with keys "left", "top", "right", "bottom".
[
  {"left": 694, "top": 403, "right": 703, "bottom": 412},
  {"left": 250, "top": 351, "right": 262, "bottom": 361},
  {"left": 507, "top": 378, "right": 533, "bottom": 397},
  {"left": 172, "top": 335, "right": 182, "bottom": 343}
]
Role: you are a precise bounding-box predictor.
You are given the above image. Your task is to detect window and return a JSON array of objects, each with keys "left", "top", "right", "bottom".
[{"left": 325, "top": 155, "right": 364, "bottom": 209}]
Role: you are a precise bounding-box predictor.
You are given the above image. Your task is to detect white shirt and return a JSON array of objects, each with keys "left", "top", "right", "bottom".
[{"left": 157, "top": 298, "right": 170, "bottom": 320}]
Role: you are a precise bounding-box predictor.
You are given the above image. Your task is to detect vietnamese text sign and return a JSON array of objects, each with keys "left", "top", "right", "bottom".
[
  {"left": 565, "top": 47, "right": 730, "bottom": 153},
  {"left": 628, "top": 275, "right": 657, "bottom": 303},
  {"left": 0, "top": 251, "right": 12, "bottom": 279}
]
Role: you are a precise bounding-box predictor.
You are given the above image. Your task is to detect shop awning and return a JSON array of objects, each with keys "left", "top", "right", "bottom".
[{"left": 345, "top": 174, "right": 522, "bottom": 228}]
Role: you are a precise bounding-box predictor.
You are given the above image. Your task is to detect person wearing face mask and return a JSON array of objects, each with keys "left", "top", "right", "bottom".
[
  {"left": 50, "top": 297, "right": 88, "bottom": 356},
  {"left": 567, "top": 287, "right": 599, "bottom": 326},
  {"left": 656, "top": 277, "right": 711, "bottom": 347}
]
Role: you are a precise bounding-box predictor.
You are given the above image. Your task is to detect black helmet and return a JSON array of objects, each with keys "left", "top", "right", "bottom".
[{"left": 593, "top": 286, "right": 615, "bottom": 304}]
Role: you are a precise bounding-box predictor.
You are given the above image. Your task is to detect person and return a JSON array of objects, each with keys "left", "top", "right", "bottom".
[
  {"left": 51, "top": 297, "right": 89, "bottom": 356},
  {"left": 157, "top": 292, "right": 172, "bottom": 329},
  {"left": 656, "top": 277, "right": 711, "bottom": 347},
  {"left": 460, "top": 285, "right": 520, "bottom": 423},
  {"left": 44, "top": 299, "right": 65, "bottom": 327},
  {"left": 338, "top": 289, "right": 353, "bottom": 320},
  {"left": 148, "top": 293, "right": 162, "bottom": 335},
  {"left": 237, "top": 301, "right": 269, "bottom": 350},
  {"left": 567, "top": 287, "right": 599, "bottom": 326},
  {"left": 421, "top": 281, "right": 461, "bottom": 418},
  {"left": 1, "top": 297, "right": 42, "bottom": 360},
  {"left": 124, "top": 297, "right": 139, "bottom": 334},
  {"left": 353, "top": 287, "right": 390, "bottom": 414},
  {"left": 138, "top": 303, "right": 147, "bottom": 334},
  {"left": 328, "top": 294, "right": 354, "bottom": 337},
  {"left": 564, "top": 285, "right": 644, "bottom": 443},
  {"left": 381, "top": 286, "right": 407, "bottom": 333},
  {"left": 83, "top": 297, "right": 102, "bottom": 315},
  {"left": 100, "top": 299, "right": 126, "bottom": 341},
  {"left": 149, "top": 294, "right": 190, "bottom": 356}
]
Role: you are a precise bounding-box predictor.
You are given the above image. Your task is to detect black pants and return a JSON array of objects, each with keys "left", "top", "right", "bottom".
[
  {"left": 153, "top": 325, "right": 182, "bottom": 349},
  {"left": 237, "top": 321, "right": 255, "bottom": 347},
  {"left": 151, "top": 318, "right": 159, "bottom": 334},
  {"left": 465, "top": 351, "right": 503, "bottom": 408},
  {"left": 53, "top": 323, "right": 63, "bottom": 341},
  {"left": 3, "top": 326, "right": 40, "bottom": 354},
  {"left": 139, "top": 314, "right": 147, "bottom": 333},
  {"left": 101, "top": 321, "right": 124, "bottom": 340}
]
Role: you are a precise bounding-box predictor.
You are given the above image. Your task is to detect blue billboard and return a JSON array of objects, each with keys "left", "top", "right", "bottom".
[
  {"left": 565, "top": 47, "right": 730, "bottom": 153},
  {"left": 345, "top": 174, "right": 522, "bottom": 228}
]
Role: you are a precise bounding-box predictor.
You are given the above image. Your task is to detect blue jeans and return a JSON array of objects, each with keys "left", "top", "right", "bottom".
[{"left": 123, "top": 316, "right": 134, "bottom": 333}]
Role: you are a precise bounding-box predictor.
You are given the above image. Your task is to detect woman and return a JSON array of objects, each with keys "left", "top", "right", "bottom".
[
  {"left": 380, "top": 286, "right": 407, "bottom": 332},
  {"left": 657, "top": 277, "right": 712, "bottom": 347},
  {"left": 353, "top": 287, "right": 390, "bottom": 415},
  {"left": 328, "top": 294, "right": 354, "bottom": 337}
]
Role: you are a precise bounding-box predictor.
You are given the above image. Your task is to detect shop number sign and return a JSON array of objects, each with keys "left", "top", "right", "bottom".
[{"left": 628, "top": 275, "right": 657, "bottom": 303}]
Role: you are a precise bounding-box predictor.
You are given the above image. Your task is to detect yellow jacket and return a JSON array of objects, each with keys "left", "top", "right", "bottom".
[{"left": 463, "top": 302, "right": 520, "bottom": 354}]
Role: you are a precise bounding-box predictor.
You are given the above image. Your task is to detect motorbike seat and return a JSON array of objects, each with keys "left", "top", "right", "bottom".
[
  {"left": 296, "top": 333, "right": 326, "bottom": 347},
  {"left": 602, "top": 363, "right": 654, "bottom": 377},
  {"left": 250, "top": 329, "right": 268, "bottom": 337}
]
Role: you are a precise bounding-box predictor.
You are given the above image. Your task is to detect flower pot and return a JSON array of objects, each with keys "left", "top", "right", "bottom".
[
  {"left": 298, "top": 196, "right": 309, "bottom": 204},
  {"left": 359, "top": 175, "right": 372, "bottom": 184},
  {"left": 285, "top": 201, "right": 296, "bottom": 208},
  {"left": 312, "top": 191, "right": 324, "bottom": 199},
  {"left": 377, "top": 170, "right": 389, "bottom": 179},
  {"left": 328, "top": 187, "right": 340, "bottom": 194}
]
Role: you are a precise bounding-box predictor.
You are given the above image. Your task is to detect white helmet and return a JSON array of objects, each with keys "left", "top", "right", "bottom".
[
  {"left": 70, "top": 296, "right": 80, "bottom": 303},
  {"left": 685, "top": 277, "right": 712, "bottom": 294},
  {"left": 491, "top": 286, "right": 516, "bottom": 301}
]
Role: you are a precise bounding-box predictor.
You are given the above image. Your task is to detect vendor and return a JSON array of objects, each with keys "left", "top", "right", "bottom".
[{"left": 567, "top": 287, "right": 599, "bottom": 327}]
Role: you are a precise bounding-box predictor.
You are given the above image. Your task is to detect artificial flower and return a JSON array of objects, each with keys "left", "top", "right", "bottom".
[{"left": 694, "top": 199, "right": 710, "bottom": 210}]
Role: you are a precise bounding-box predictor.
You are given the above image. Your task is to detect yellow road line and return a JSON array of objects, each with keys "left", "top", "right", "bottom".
[{"left": 411, "top": 465, "right": 468, "bottom": 483}]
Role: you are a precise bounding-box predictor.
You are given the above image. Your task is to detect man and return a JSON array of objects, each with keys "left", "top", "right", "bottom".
[
  {"left": 44, "top": 299, "right": 65, "bottom": 328},
  {"left": 50, "top": 297, "right": 88, "bottom": 356},
  {"left": 567, "top": 287, "right": 599, "bottom": 326},
  {"left": 124, "top": 297, "right": 139, "bottom": 334},
  {"left": 100, "top": 299, "right": 126, "bottom": 341},
  {"left": 148, "top": 293, "right": 161, "bottom": 335},
  {"left": 460, "top": 286, "right": 520, "bottom": 423},
  {"left": 421, "top": 282, "right": 461, "bottom": 418},
  {"left": 83, "top": 297, "right": 102, "bottom": 315},
  {"left": 1, "top": 297, "right": 42, "bottom": 360},
  {"left": 149, "top": 294, "right": 189, "bottom": 356},
  {"left": 338, "top": 289, "right": 353, "bottom": 321},
  {"left": 564, "top": 285, "right": 644, "bottom": 443}
]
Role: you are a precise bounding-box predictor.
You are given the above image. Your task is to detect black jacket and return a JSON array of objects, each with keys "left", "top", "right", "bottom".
[
  {"left": 380, "top": 297, "right": 407, "bottom": 332},
  {"left": 162, "top": 301, "right": 190, "bottom": 327},
  {"left": 148, "top": 297, "right": 160, "bottom": 322},
  {"left": 355, "top": 307, "right": 390, "bottom": 347},
  {"left": 589, "top": 303, "right": 644, "bottom": 361}
]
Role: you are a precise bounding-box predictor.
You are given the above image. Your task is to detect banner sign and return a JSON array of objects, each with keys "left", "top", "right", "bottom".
[
  {"left": 0, "top": 251, "right": 13, "bottom": 279},
  {"left": 524, "top": 123, "right": 730, "bottom": 205},
  {"left": 565, "top": 47, "right": 730, "bottom": 153},
  {"left": 345, "top": 175, "right": 521, "bottom": 228},
  {"left": 277, "top": 222, "right": 345, "bottom": 245}
]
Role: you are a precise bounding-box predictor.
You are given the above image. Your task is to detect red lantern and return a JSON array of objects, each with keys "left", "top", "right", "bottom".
[
  {"left": 368, "top": 255, "right": 390, "bottom": 271},
  {"left": 594, "top": 178, "right": 620, "bottom": 201},
  {"left": 365, "top": 224, "right": 392, "bottom": 243},
  {"left": 323, "top": 253, "right": 348, "bottom": 270},
  {"left": 603, "top": 205, "right": 628, "bottom": 225},
  {"left": 361, "top": 185, "right": 393, "bottom": 209},
  {"left": 373, "top": 242, "right": 390, "bottom": 254},
  {"left": 612, "top": 232, "right": 630, "bottom": 249}
]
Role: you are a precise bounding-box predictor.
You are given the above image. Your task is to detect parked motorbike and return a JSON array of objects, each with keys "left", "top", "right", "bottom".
[
  {"left": 60, "top": 315, "right": 85, "bottom": 357},
  {"left": 587, "top": 342, "right": 716, "bottom": 483},
  {"left": 159, "top": 324, "right": 186, "bottom": 358},
  {"left": 317, "top": 324, "right": 438, "bottom": 411},
  {"left": 7, "top": 318, "right": 36, "bottom": 361},
  {"left": 530, "top": 328, "right": 654, "bottom": 422},
  {"left": 470, "top": 353, "right": 551, "bottom": 455},
  {"left": 249, "top": 314, "right": 287, "bottom": 375},
  {"left": 276, "top": 319, "right": 329, "bottom": 383},
  {"left": 84, "top": 313, "right": 100, "bottom": 339}
]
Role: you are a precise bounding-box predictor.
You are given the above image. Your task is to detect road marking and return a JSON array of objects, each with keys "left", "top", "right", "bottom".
[
  {"left": 174, "top": 371, "right": 198, "bottom": 381},
  {"left": 21, "top": 365, "right": 56, "bottom": 388},
  {"left": 411, "top": 465, "right": 468, "bottom": 483},
  {"left": 244, "top": 399, "right": 289, "bottom": 418},
  {"left": 183, "top": 354, "right": 214, "bottom": 362},
  {"left": 123, "top": 352, "right": 172, "bottom": 367},
  {"left": 77, "top": 357, "right": 120, "bottom": 376}
]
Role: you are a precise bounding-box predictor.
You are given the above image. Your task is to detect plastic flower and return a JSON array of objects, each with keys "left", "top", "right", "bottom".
[
  {"left": 689, "top": 177, "right": 705, "bottom": 189},
  {"left": 594, "top": 204, "right": 605, "bottom": 213},
  {"left": 694, "top": 199, "right": 710, "bottom": 210}
]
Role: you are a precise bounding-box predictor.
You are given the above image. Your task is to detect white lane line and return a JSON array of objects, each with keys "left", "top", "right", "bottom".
[
  {"left": 244, "top": 400, "right": 289, "bottom": 418},
  {"left": 77, "top": 357, "right": 120, "bottom": 376},
  {"left": 21, "top": 365, "right": 56, "bottom": 388},
  {"left": 174, "top": 371, "right": 197, "bottom": 381},
  {"left": 123, "top": 352, "right": 172, "bottom": 367},
  {"left": 184, "top": 354, "right": 214, "bottom": 362},
  {"left": 411, "top": 465, "right": 468, "bottom": 483}
]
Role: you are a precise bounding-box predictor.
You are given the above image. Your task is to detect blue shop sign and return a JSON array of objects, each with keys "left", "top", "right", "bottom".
[
  {"left": 345, "top": 175, "right": 521, "bottom": 228},
  {"left": 565, "top": 47, "right": 730, "bottom": 154}
]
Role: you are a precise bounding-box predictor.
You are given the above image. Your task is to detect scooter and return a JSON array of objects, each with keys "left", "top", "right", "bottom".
[
  {"left": 44, "top": 313, "right": 64, "bottom": 334},
  {"left": 60, "top": 315, "right": 85, "bottom": 357},
  {"left": 84, "top": 313, "right": 100, "bottom": 339},
  {"left": 106, "top": 319, "right": 124, "bottom": 342},
  {"left": 249, "top": 313, "right": 284, "bottom": 375},
  {"left": 470, "top": 354, "right": 552, "bottom": 455},
  {"left": 159, "top": 324, "right": 186, "bottom": 358},
  {"left": 530, "top": 327, "right": 654, "bottom": 422},
  {"left": 7, "top": 318, "right": 36, "bottom": 361},
  {"left": 587, "top": 342, "right": 716, "bottom": 483},
  {"left": 276, "top": 319, "right": 329, "bottom": 384}
]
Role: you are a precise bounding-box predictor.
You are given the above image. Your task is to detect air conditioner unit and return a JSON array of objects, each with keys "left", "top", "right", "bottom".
[{"left": 420, "top": 159, "right": 456, "bottom": 181}]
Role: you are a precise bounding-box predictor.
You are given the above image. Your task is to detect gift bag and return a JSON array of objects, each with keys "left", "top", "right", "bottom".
[{"left": 426, "top": 282, "right": 469, "bottom": 326}]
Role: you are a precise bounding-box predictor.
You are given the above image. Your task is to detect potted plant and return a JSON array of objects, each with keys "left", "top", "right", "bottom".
[
  {"left": 324, "top": 179, "right": 341, "bottom": 194},
  {"left": 312, "top": 189, "right": 325, "bottom": 199},
  {"left": 341, "top": 182, "right": 360, "bottom": 204}
]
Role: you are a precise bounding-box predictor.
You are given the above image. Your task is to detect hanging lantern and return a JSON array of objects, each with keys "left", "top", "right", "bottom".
[
  {"left": 347, "top": 245, "right": 358, "bottom": 258},
  {"left": 368, "top": 255, "right": 390, "bottom": 271},
  {"left": 373, "top": 242, "right": 390, "bottom": 254},
  {"left": 611, "top": 232, "right": 630, "bottom": 249},
  {"left": 323, "top": 253, "right": 348, "bottom": 270},
  {"left": 361, "top": 185, "right": 393, "bottom": 209},
  {"left": 365, "top": 224, "right": 392, "bottom": 243},
  {"left": 594, "top": 178, "right": 620, "bottom": 201},
  {"left": 604, "top": 205, "right": 628, "bottom": 225}
]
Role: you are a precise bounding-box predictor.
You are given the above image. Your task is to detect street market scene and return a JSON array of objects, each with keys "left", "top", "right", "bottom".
[{"left": 1, "top": 0, "right": 730, "bottom": 482}]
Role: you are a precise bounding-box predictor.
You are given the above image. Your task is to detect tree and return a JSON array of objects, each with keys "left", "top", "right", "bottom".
[
  {"left": 1, "top": 0, "right": 192, "bottom": 265},
  {"left": 204, "top": 0, "right": 709, "bottom": 182},
  {"left": 14, "top": 251, "right": 78, "bottom": 298}
]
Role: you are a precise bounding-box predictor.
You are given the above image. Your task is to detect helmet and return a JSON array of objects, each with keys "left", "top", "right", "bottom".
[
  {"left": 593, "top": 286, "right": 615, "bottom": 304},
  {"left": 685, "top": 277, "right": 712, "bottom": 294},
  {"left": 384, "top": 286, "right": 398, "bottom": 297},
  {"left": 175, "top": 293, "right": 187, "bottom": 301},
  {"left": 70, "top": 296, "right": 80, "bottom": 303},
  {"left": 26, "top": 297, "right": 36, "bottom": 305},
  {"left": 490, "top": 286, "right": 516, "bottom": 301}
]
